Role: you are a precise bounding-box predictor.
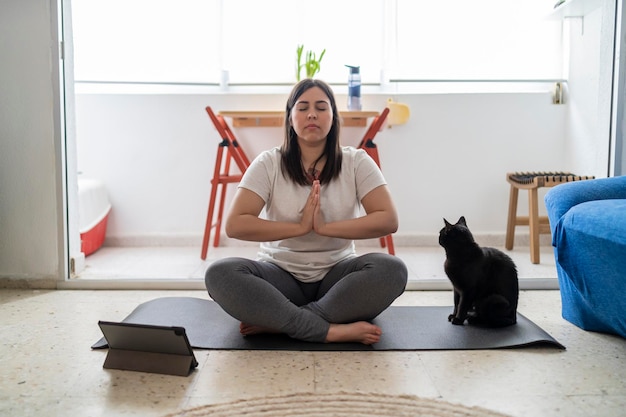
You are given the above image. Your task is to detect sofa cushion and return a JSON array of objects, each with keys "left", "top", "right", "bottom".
[
  {"left": 553, "top": 199, "right": 626, "bottom": 337},
  {"left": 557, "top": 199, "right": 626, "bottom": 244}
]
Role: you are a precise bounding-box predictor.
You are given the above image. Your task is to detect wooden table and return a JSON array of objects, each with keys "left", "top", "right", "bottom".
[{"left": 219, "top": 111, "right": 380, "bottom": 128}]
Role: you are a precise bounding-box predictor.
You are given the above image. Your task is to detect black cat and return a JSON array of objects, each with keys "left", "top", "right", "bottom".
[{"left": 439, "top": 216, "right": 519, "bottom": 327}]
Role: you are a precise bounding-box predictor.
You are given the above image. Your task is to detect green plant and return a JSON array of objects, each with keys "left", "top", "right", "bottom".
[{"left": 296, "top": 44, "right": 326, "bottom": 81}]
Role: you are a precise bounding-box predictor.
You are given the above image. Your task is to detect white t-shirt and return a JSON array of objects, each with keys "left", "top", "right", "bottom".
[{"left": 238, "top": 146, "right": 387, "bottom": 283}]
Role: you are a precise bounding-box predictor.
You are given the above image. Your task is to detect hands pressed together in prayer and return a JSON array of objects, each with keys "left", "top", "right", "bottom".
[{"left": 300, "top": 180, "right": 328, "bottom": 236}]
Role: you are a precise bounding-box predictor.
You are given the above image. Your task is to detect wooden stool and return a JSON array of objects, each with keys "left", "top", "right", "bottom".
[{"left": 505, "top": 172, "right": 594, "bottom": 264}]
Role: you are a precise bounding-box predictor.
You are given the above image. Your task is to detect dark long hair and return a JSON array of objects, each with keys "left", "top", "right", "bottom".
[{"left": 281, "top": 79, "right": 342, "bottom": 185}]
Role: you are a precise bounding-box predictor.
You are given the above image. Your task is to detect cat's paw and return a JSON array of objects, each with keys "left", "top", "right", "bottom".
[
  {"left": 451, "top": 317, "right": 465, "bottom": 325},
  {"left": 448, "top": 314, "right": 455, "bottom": 322}
]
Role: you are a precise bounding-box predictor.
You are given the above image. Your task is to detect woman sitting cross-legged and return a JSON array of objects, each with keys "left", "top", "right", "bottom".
[{"left": 205, "top": 79, "right": 407, "bottom": 345}]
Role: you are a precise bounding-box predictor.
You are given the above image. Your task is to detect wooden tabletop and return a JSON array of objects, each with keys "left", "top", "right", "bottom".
[{"left": 219, "top": 110, "right": 379, "bottom": 127}]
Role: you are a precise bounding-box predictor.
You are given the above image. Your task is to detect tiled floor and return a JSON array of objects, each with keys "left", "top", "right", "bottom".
[
  {"left": 74, "top": 244, "right": 559, "bottom": 290},
  {"left": 1, "top": 288, "right": 625, "bottom": 417}
]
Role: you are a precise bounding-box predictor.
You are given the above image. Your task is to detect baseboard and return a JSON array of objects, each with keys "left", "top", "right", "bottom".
[{"left": 0, "top": 276, "right": 57, "bottom": 289}]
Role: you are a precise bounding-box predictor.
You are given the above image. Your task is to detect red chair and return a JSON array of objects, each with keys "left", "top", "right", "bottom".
[
  {"left": 200, "top": 107, "right": 251, "bottom": 260},
  {"left": 357, "top": 107, "right": 395, "bottom": 255}
]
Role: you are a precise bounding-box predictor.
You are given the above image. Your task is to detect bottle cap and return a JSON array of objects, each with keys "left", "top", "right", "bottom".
[{"left": 345, "top": 65, "right": 360, "bottom": 74}]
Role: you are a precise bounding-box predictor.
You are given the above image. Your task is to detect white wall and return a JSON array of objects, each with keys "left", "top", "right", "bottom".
[
  {"left": 0, "top": 0, "right": 64, "bottom": 287},
  {"left": 75, "top": 90, "right": 570, "bottom": 247},
  {"left": 566, "top": 2, "right": 615, "bottom": 176}
]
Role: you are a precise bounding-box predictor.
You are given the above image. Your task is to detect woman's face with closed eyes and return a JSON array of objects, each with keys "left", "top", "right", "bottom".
[{"left": 290, "top": 86, "right": 334, "bottom": 145}]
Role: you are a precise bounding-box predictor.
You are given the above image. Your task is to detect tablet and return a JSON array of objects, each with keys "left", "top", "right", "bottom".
[{"left": 98, "top": 321, "right": 198, "bottom": 375}]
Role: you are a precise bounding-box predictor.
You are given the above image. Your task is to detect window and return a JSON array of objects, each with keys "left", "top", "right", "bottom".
[
  {"left": 392, "top": 0, "right": 563, "bottom": 81},
  {"left": 222, "top": 0, "right": 384, "bottom": 84},
  {"left": 68, "top": 0, "right": 562, "bottom": 86},
  {"left": 70, "top": 0, "right": 220, "bottom": 84}
]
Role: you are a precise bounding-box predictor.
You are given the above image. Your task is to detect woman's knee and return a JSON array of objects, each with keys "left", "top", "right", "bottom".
[
  {"left": 204, "top": 257, "right": 241, "bottom": 297},
  {"left": 366, "top": 253, "right": 408, "bottom": 290}
]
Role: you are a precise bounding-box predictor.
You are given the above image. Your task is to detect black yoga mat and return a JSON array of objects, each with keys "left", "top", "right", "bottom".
[{"left": 92, "top": 297, "right": 565, "bottom": 351}]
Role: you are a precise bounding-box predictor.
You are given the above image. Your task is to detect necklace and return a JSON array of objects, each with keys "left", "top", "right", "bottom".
[
  {"left": 302, "top": 159, "right": 321, "bottom": 183},
  {"left": 305, "top": 166, "right": 320, "bottom": 182},
  {"left": 302, "top": 154, "right": 325, "bottom": 183}
]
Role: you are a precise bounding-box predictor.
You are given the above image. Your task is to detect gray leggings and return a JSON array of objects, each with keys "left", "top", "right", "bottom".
[{"left": 205, "top": 252, "right": 408, "bottom": 343}]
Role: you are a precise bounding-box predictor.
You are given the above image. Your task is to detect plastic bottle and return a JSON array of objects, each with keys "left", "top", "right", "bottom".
[{"left": 346, "top": 65, "right": 362, "bottom": 111}]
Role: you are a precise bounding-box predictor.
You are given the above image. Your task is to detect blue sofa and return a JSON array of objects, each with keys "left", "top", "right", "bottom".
[{"left": 544, "top": 175, "right": 626, "bottom": 339}]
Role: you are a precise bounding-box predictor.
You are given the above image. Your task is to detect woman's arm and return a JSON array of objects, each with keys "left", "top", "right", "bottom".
[
  {"left": 225, "top": 187, "right": 316, "bottom": 242},
  {"left": 314, "top": 184, "right": 398, "bottom": 239}
]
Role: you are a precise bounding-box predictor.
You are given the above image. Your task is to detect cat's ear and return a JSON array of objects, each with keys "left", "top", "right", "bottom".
[
  {"left": 443, "top": 218, "right": 452, "bottom": 227},
  {"left": 458, "top": 216, "right": 467, "bottom": 226}
]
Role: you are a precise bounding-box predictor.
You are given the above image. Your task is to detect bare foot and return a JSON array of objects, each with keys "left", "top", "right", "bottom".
[
  {"left": 239, "top": 322, "right": 281, "bottom": 336},
  {"left": 325, "top": 321, "right": 382, "bottom": 345}
]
